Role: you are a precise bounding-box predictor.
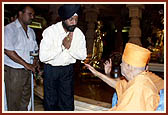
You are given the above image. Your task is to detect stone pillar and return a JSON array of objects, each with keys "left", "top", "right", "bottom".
[
  {"left": 83, "top": 5, "right": 99, "bottom": 59},
  {"left": 126, "top": 4, "right": 144, "bottom": 46}
]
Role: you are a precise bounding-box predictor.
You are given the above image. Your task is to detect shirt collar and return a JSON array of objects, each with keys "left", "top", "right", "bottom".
[
  {"left": 15, "top": 19, "right": 31, "bottom": 32},
  {"left": 15, "top": 19, "right": 22, "bottom": 28},
  {"left": 59, "top": 21, "right": 69, "bottom": 35}
]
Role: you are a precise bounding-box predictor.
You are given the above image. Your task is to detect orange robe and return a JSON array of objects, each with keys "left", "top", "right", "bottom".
[{"left": 111, "top": 71, "right": 164, "bottom": 111}]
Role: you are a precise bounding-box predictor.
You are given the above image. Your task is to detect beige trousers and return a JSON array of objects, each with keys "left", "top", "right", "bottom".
[{"left": 4, "top": 65, "right": 31, "bottom": 111}]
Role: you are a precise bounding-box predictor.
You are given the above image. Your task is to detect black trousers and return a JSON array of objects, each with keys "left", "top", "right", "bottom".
[{"left": 43, "top": 64, "right": 74, "bottom": 111}]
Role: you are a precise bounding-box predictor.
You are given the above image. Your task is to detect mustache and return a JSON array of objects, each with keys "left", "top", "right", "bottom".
[{"left": 62, "top": 21, "right": 77, "bottom": 32}]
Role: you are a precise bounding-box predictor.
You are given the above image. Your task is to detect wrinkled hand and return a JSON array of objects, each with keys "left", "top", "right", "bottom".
[
  {"left": 84, "top": 63, "right": 98, "bottom": 76},
  {"left": 104, "top": 58, "right": 112, "bottom": 76},
  {"left": 63, "top": 32, "right": 73, "bottom": 49}
]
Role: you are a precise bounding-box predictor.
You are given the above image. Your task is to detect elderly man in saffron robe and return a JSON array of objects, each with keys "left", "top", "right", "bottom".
[{"left": 85, "top": 43, "right": 164, "bottom": 111}]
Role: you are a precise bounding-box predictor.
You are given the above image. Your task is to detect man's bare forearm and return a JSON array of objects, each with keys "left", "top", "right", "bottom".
[
  {"left": 4, "top": 49, "right": 36, "bottom": 72},
  {"left": 5, "top": 49, "right": 28, "bottom": 67},
  {"left": 96, "top": 71, "right": 118, "bottom": 89}
]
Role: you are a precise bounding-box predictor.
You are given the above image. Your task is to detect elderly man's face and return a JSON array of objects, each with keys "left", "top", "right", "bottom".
[
  {"left": 63, "top": 15, "right": 78, "bottom": 32},
  {"left": 120, "top": 60, "right": 132, "bottom": 80}
]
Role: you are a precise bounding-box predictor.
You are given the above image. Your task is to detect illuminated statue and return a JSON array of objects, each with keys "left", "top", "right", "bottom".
[
  {"left": 80, "top": 21, "right": 106, "bottom": 78},
  {"left": 147, "top": 28, "right": 164, "bottom": 63},
  {"left": 91, "top": 21, "right": 106, "bottom": 69}
]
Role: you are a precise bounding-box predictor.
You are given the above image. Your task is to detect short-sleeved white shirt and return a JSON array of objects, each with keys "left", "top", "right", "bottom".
[{"left": 4, "top": 19, "right": 38, "bottom": 68}]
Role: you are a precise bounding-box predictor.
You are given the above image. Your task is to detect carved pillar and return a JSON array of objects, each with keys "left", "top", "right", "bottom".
[
  {"left": 126, "top": 4, "right": 144, "bottom": 46},
  {"left": 83, "top": 5, "right": 99, "bottom": 60}
]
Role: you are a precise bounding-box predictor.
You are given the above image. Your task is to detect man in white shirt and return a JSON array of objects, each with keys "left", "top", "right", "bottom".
[
  {"left": 39, "top": 4, "right": 87, "bottom": 111},
  {"left": 4, "top": 5, "right": 39, "bottom": 111}
]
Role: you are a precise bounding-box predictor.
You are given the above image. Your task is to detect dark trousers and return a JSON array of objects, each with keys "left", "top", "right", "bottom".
[
  {"left": 43, "top": 64, "right": 74, "bottom": 111},
  {"left": 4, "top": 65, "right": 31, "bottom": 111}
]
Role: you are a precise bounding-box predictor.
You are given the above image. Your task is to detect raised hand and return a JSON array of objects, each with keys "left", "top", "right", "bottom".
[{"left": 104, "top": 58, "right": 112, "bottom": 77}]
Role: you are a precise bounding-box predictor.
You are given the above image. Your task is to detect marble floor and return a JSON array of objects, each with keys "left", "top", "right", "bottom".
[{"left": 34, "top": 94, "right": 112, "bottom": 111}]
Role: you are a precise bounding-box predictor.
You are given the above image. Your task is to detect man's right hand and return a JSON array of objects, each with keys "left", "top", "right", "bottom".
[{"left": 24, "top": 63, "right": 36, "bottom": 73}]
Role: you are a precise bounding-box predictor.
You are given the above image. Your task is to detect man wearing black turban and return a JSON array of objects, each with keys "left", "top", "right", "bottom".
[{"left": 39, "top": 4, "right": 87, "bottom": 111}]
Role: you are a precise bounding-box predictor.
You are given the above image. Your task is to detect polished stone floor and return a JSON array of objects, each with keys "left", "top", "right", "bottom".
[
  {"left": 34, "top": 95, "right": 112, "bottom": 111},
  {"left": 74, "top": 76, "right": 115, "bottom": 104}
]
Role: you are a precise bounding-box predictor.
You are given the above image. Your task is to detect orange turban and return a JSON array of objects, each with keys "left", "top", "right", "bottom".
[{"left": 122, "top": 43, "right": 151, "bottom": 67}]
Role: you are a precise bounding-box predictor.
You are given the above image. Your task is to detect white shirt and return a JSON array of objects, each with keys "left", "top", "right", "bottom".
[
  {"left": 39, "top": 21, "right": 87, "bottom": 66},
  {"left": 4, "top": 19, "right": 38, "bottom": 68}
]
